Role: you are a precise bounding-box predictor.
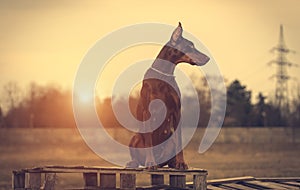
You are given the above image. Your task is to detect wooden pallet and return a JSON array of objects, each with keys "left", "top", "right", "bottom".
[
  {"left": 12, "top": 165, "right": 208, "bottom": 190},
  {"left": 207, "top": 176, "right": 300, "bottom": 190}
]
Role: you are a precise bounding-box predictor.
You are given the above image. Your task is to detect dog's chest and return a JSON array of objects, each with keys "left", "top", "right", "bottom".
[
  {"left": 143, "top": 68, "right": 181, "bottom": 99},
  {"left": 142, "top": 69, "right": 182, "bottom": 145}
]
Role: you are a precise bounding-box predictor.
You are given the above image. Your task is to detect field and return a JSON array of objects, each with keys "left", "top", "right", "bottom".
[{"left": 0, "top": 127, "right": 299, "bottom": 189}]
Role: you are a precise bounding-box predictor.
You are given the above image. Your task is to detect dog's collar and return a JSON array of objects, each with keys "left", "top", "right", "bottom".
[{"left": 150, "top": 66, "right": 175, "bottom": 77}]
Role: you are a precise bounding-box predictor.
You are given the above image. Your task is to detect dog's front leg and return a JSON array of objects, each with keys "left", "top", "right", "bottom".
[
  {"left": 143, "top": 132, "right": 157, "bottom": 169},
  {"left": 173, "top": 117, "right": 188, "bottom": 170},
  {"left": 143, "top": 111, "right": 157, "bottom": 170}
]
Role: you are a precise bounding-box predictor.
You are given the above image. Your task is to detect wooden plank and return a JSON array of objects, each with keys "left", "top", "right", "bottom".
[
  {"left": 206, "top": 184, "right": 226, "bottom": 190},
  {"left": 242, "top": 180, "right": 290, "bottom": 189},
  {"left": 170, "top": 175, "right": 186, "bottom": 188},
  {"left": 83, "top": 173, "right": 98, "bottom": 187},
  {"left": 222, "top": 183, "right": 257, "bottom": 190},
  {"left": 12, "top": 171, "right": 25, "bottom": 189},
  {"left": 151, "top": 174, "right": 164, "bottom": 186},
  {"left": 283, "top": 181, "right": 300, "bottom": 188},
  {"left": 193, "top": 174, "right": 207, "bottom": 190},
  {"left": 257, "top": 177, "right": 300, "bottom": 182},
  {"left": 25, "top": 166, "right": 207, "bottom": 175},
  {"left": 208, "top": 176, "right": 255, "bottom": 185},
  {"left": 100, "top": 173, "right": 116, "bottom": 189},
  {"left": 266, "top": 181, "right": 298, "bottom": 189},
  {"left": 136, "top": 184, "right": 169, "bottom": 190},
  {"left": 28, "top": 173, "right": 41, "bottom": 190},
  {"left": 120, "top": 173, "right": 136, "bottom": 190},
  {"left": 218, "top": 184, "right": 239, "bottom": 189},
  {"left": 43, "top": 173, "right": 56, "bottom": 190}
]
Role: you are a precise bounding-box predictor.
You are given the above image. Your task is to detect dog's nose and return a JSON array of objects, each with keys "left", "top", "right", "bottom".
[{"left": 197, "top": 55, "right": 210, "bottom": 66}]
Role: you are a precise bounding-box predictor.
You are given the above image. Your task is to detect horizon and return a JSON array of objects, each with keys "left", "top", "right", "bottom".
[{"left": 1, "top": 0, "right": 300, "bottom": 105}]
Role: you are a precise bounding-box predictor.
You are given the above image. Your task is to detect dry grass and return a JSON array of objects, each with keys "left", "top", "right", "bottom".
[{"left": 0, "top": 127, "right": 299, "bottom": 189}]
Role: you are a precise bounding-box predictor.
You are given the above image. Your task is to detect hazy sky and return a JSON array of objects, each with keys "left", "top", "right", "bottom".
[{"left": 0, "top": 0, "right": 299, "bottom": 101}]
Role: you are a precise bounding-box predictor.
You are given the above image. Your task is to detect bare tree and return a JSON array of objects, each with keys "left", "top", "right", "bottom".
[
  {"left": 0, "top": 106, "right": 5, "bottom": 127},
  {"left": 1, "top": 81, "right": 22, "bottom": 113},
  {"left": 290, "top": 84, "right": 300, "bottom": 127}
]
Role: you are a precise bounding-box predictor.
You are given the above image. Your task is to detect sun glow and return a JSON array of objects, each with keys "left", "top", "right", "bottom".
[
  {"left": 79, "top": 93, "right": 94, "bottom": 104},
  {"left": 74, "top": 90, "right": 94, "bottom": 105}
]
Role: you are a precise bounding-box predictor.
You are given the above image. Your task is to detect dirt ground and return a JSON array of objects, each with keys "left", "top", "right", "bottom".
[{"left": 0, "top": 128, "right": 299, "bottom": 189}]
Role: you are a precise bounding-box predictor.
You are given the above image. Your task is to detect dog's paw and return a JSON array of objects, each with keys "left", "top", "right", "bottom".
[
  {"left": 147, "top": 165, "right": 158, "bottom": 170},
  {"left": 176, "top": 162, "right": 188, "bottom": 170},
  {"left": 126, "top": 160, "right": 139, "bottom": 168},
  {"left": 145, "top": 161, "right": 158, "bottom": 170}
]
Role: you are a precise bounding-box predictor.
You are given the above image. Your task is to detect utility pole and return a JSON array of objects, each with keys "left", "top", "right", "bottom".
[{"left": 269, "top": 24, "right": 297, "bottom": 115}]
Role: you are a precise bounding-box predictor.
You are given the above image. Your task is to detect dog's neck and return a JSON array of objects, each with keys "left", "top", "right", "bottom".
[{"left": 151, "top": 45, "right": 176, "bottom": 76}]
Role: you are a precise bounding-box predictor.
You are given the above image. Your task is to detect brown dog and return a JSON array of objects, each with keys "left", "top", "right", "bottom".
[{"left": 126, "top": 23, "right": 210, "bottom": 170}]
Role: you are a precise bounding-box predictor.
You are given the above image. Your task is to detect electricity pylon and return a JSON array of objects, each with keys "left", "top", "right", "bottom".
[{"left": 269, "top": 24, "right": 297, "bottom": 114}]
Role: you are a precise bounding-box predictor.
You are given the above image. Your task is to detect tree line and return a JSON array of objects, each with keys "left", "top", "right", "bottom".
[{"left": 0, "top": 79, "right": 299, "bottom": 128}]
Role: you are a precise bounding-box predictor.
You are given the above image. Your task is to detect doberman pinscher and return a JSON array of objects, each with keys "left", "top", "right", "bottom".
[{"left": 127, "top": 23, "right": 210, "bottom": 170}]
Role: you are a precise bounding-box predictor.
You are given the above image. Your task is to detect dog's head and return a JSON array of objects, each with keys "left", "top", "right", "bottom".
[{"left": 166, "top": 22, "right": 210, "bottom": 66}]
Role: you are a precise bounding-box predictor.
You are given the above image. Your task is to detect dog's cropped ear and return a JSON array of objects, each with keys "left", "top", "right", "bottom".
[{"left": 170, "top": 22, "right": 183, "bottom": 46}]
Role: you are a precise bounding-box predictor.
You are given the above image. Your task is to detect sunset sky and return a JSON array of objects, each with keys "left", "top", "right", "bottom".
[{"left": 0, "top": 0, "right": 300, "bottom": 102}]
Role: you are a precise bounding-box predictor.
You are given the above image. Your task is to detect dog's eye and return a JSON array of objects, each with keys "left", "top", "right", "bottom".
[{"left": 185, "top": 43, "right": 194, "bottom": 52}]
